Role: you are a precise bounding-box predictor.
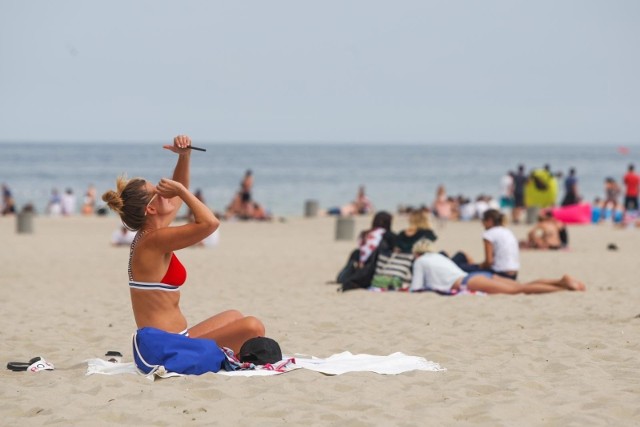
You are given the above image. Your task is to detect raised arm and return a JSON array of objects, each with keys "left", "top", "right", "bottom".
[
  {"left": 148, "top": 178, "right": 219, "bottom": 252},
  {"left": 161, "top": 135, "right": 193, "bottom": 217},
  {"left": 163, "top": 135, "right": 192, "bottom": 190}
]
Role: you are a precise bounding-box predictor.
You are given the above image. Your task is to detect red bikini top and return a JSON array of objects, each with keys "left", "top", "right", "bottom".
[{"left": 161, "top": 253, "right": 187, "bottom": 286}]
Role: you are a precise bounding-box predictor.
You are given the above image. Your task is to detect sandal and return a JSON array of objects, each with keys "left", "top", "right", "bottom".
[{"left": 6, "top": 357, "right": 54, "bottom": 372}]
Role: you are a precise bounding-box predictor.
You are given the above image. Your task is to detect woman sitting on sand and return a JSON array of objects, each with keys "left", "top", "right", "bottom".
[
  {"left": 452, "top": 209, "right": 520, "bottom": 280},
  {"left": 410, "top": 239, "right": 585, "bottom": 294},
  {"left": 394, "top": 210, "right": 437, "bottom": 254},
  {"left": 337, "top": 211, "right": 396, "bottom": 291},
  {"left": 102, "top": 135, "right": 264, "bottom": 353},
  {"left": 324, "top": 185, "right": 374, "bottom": 216},
  {"left": 358, "top": 211, "right": 396, "bottom": 266},
  {"left": 520, "top": 211, "right": 567, "bottom": 250}
]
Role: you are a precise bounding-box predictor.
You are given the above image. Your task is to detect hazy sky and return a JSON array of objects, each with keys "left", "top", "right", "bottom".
[{"left": 1, "top": 1, "right": 639, "bottom": 144}]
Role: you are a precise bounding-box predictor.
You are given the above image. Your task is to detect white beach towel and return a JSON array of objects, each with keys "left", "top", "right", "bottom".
[
  {"left": 85, "top": 358, "right": 140, "bottom": 376},
  {"left": 86, "top": 352, "right": 444, "bottom": 380},
  {"left": 290, "top": 351, "right": 444, "bottom": 376}
]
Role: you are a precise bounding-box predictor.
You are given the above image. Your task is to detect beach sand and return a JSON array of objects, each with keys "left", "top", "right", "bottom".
[{"left": 1, "top": 214, "right": 639, "bottom": 426}]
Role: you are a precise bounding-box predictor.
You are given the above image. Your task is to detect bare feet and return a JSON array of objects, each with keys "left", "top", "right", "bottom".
[{"left": 560, "top": 275, "right": 586, "bottom": 291}]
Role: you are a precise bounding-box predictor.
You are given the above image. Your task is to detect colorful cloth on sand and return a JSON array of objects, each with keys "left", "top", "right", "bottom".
[
  {"left": 86, "top": 352, "right": 444, "bottom": 378},
  {"left": 221, "top": 347, "right": 294, "bottom": 373}
]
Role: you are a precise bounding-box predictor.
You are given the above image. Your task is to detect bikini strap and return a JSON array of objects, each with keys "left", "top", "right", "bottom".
[{"left": 128, "top": 230, "right": 146, "bottom": 281}]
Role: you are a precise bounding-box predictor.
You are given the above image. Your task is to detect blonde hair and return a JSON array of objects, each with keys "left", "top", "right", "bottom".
[
  {"left": 412, "top": 238, "right": 435, "bottom": 255},
  {"left": 101, "top": 175, "right": 152, "bottom": 231},
  {"left": 409, "top": 210, "right": 432, "bottom": 230}
]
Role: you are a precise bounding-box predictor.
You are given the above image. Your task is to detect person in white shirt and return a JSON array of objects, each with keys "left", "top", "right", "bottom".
[
  {"left": 410, "top": 239, "right": 585, "bottom": 294},
  {"left": 61, "top": 188, "right": 77, "bottom": 216},
  {"left": 111, "top": 226, "right": 136, "bottom": 246},
  {"left": 479, "top": 209, "right": 520, "bottom": 279},
  {"left": 449, "top": 209, "right": 521, "bottom": 279}
]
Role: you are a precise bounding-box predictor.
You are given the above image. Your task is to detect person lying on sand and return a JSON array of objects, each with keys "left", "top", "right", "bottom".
[{"left": 410, "top": 238, "right": 585, "bottom": 294}]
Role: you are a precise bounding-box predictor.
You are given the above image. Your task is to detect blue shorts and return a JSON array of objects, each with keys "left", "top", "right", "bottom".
[{"left": 461, "top": 271, "right": 494, "bottom": 290}]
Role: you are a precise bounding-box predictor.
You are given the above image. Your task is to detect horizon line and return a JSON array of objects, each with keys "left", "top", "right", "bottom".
[{"left": 1, "top": 139, "right": 639, "bottom": 146}]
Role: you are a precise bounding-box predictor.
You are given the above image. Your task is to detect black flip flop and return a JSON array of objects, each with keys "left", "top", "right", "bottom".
[{"left": 7, "top": 357, "right": 42, "bottom": 372}]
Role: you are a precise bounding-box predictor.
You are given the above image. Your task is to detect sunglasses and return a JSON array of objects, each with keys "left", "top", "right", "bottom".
[{"left": 144, "top": 193, "right": 157, "bottom": 216}]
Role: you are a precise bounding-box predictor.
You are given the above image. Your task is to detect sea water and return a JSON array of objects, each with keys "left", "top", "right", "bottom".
[{"left": 0, "top": 142, "right": 637, "bottom": 216}]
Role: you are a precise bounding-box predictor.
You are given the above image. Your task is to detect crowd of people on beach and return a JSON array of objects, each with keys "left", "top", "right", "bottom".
[
  {"left": 222, "top": 170, "right": 272, "bottom": 221},
  {"left": 3, "top": 158, "right": 637, "bottom": 229},
  {"left": 3, "top": 135, "right": 636, "bottom": 381},
  {"left": 0, "top": 183, "right": 99, "bottom": 217},
  {"left": 334, "top": 161, "right": 640, "bottom": 295},
  {"left": 390, "top": 163, "right": 640, "bottom": 230},
  {"left": 0, "top": 170, "right": 274, "bottom": 223},
  {"left": 45, "top": 185, "right": 98, "bottom": 216},
  {"left": 2, "top": 145, "right": 638, "bottom": 300},
  {"left": 323, "top": 186, "right": 374, "bottom": 217},
  {"left": 336, "top": 207, "right": 585, "bottom": 295},
  {"left": 501, "top": 163, "right": 640, "bottom": 227}
]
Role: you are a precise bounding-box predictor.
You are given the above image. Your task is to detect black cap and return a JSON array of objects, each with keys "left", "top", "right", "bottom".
[{"left": 238, "top": 337, "right": 282, "bottom": 365}]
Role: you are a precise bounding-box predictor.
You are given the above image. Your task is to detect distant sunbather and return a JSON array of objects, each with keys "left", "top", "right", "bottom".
[
  {"left": 410, "top": 239, "right": 585, "bottom": 294},
  {"left": 520, "top": 211, "right": 567, "bottom": 250}
]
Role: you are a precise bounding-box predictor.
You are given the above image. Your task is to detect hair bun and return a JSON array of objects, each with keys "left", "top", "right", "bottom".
[{"left": 102, "top": 190, "right": 123, "bottom": 215}]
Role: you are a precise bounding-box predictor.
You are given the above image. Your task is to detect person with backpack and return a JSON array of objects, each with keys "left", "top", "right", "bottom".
[{"left": 337, "top": 211, "right": 396, "bottom": 291}]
